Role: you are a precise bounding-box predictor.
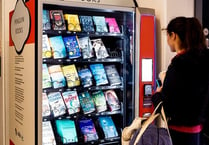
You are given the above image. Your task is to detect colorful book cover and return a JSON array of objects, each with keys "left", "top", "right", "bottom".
[
  {"left": 42, "top": 34, "right": 52, "bottom": 59},
  {"left": 63, "top": 36, "right": 81, "bottom": 59},
  {"left": 79, "top": 15, "right": 95, "bottom": 32},
  {"left": 78, "top": 68, "right": 93, "bottom": 88},
  {"left": 42, "top": 10, "right": 51, "bottom": 30},
  {"left": 64, "top": 14, "right": 81, "bottom": 32},
  {"left": 91, "top": 38, "right": 109, "bottom": 59},
  {"left": 78, "top": 36, "right": 94, "bottom": 59},
  {"left": 62, "top": 91, "right": 80, "bottom": 115},
  {"left": 104, "top": 90, "right": 120, "bottom": 111},
  {"left": 48, "top": 65, "right": 66, "bottom": 89},
  {"left": 55, "top": 119, "right": 78, "bottom": 144},
  {"left": 42, "top": 93, "right": 51, "bottom": 117},
  {"left": 98, "top": 116, "right": 118, "bottom": 139},
  {"left": 47, "top": 92, "right": 66, "bottom": 117},
  {"left": 104, "top": 65, "right": 121, "bottom": 86},
  {"left": 89, "top": 64, "right": 108, "bottom": 86},
  {"left": 79, "top": 118, "right": 99, "bottom": 142},
  {"left": 62, "top": 64, "right": 80, "bottom": 88},
  {"left": 92, "top": 16, "right": 108, "bottom": 33},
  {"left": 105, "top": 18, "right": 120, "bottom": 33},
  {"left": 49, "top": 10, "right": 66, "bottom": 30},
  {"left": 42, "top": 121, "right": 56, "bottom": 145},
  {"left": 91, "top": 90, "right": 107, "bottom": 113},
  {"left": 42, "top": 64, "right": 52, "bottom": 89},
  {"left": 49, "top": 36, "right": 67, "bottom": 59},
  {"left": 78, "top": 91, "right": 95, "bottom": 114}
]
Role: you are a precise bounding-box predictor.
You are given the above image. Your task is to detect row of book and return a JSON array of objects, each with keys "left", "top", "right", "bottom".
[
  {"left": 43, "top": 63, "right": 121, "bottom": 89},
  {"left": 43, "top": 34, "right": 110, "bottom": 60},
  {"left": 42, "top": 89, "right": 120, "bottom": 118},
  {"left": 43, "top": 9, "right": 120, "bottom": 33},
  {"left": 43, "top": 116, "right": 118, "bottom": 145}
]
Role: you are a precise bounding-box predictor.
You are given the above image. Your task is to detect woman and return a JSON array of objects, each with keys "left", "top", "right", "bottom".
[{"left": 152, "top": 17, "right": 209, "bottom": 145}]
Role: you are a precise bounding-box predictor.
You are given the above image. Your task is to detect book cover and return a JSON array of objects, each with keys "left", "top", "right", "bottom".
[
  {"left": 42, "top": 34, "right": 52, "bottom": 59},
  {"left": 49, "top": 36, "right": 67, "bottom": 59},
  {"left": 42, "top": 93, "right": 51, "bottom": 117},
  {"left": 42, "top": 64, "right": 52, "bottom": 89},
  {"left": 64, "top": 14, "right": 81, "bottom": 32},
  {"left": 92, "top": 16, "right": 108, "bottom": 33},
  {"left": 42, "top": 10, "right": 51, "bottom": 30},
  {"left": 78, "top": 91, "right": 95, "bottom": 114},
  {"left": 78, "top": 68, "right": 93, "bottom": 88},
  {"left": 62, "top": 64, "right": 80, "bottom": 88},
  {"left": 47, "top": 92, "right": 66, "bottom": 117},
  {"left": 79, "top": 15, "right": 95, "bottom": 32},
  {"left": 78, "top": 36, "right": 94, "bottom": 59},
  {"left": 42, "top": 121, "right": 56, "bottom": 145},
  {"left": 79, "top": 118, "right": 99, "bottom": 142},
  {"left": 91, "top": 90, "right": 107, "bottom": 113},
  {"left": 55, "top": 119, "right": 78, "bottom": 144},
  {"left": 63, "top": 36, "right": 81, "bottom": 59},
  {"left": 62, "top": 91, "right": 80, "bottom": 115},
  {"left": 104, "top": 65, "right": 121, "bottom": 86},
  {"left": 104, "top": 90, "right": 120, "bottom": 111},
  {"left": 105, "top": 18, "right": 120, "bottom": 33},
  {"left": 98, "top": 116, "right": 118, "bottom": 139},
  {"left": 48, "top": 65, "right": 66, "bottom": 89},
  {"left": 91, "top": 38, "right": 109, "bottom": 59},
  {"left": 89, "top": 64, "right": 108, "bottom": 86},
  {"left": 49, "top": 10, "right": 66, "bottom": 30}
]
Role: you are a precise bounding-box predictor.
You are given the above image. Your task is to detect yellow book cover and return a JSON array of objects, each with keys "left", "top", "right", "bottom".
[
  {"left": 62, "top": 64, "right": 80, "bottom": 88},
  {"left": 64, "top": 14, "right": 81, "bottom": 32}
]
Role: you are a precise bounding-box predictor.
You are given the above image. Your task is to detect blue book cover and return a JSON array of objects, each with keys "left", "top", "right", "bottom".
[
  {"left": 63, "top": 36, "right": 81, "bottom": 59},
  {"left": 98, "top": 116, "right": 118, "bottom": 139},
  {"left": 93, "top": 16, "right": 108, "bottom": 33},
  {"left": 49, "top": 36, "right": 67, "bottom": 59},
  {"left": 78, "top": 91, "right": 95, "bottom": 114},
  {"left": 42, "top": 10, "right": 51, "bottom": 30},
  {"left": 79, "top": 15, "right": 95, "bottom": 32},
  {"left": 78, "top": 68, "right": 93, "bottom": 88},
  {"left": 79, "top": 118, "right": 98, "bottom": 142},
  {"left": 56, "top": 119, "right": 78, "bottom": 144}
]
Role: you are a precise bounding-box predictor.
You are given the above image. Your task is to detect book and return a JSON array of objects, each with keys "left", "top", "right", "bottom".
[
  {"left": 55, "top": 119, "right": 78, "bottom": 144},
  {"left": 91, "top": 90, "right": 107, "bottom": 113},
  {"left": 42, "top": 64, "right": 52, "bottom": 89},
  {"left": 64, "top": 14, "right": 81, "bottom": 32},
  {"left": 42, "top": 10, "right": 51, "bottom": 30},
  {"left": 48, "top": 65, "right": 66, "bottom": 89},
  {"left": 49, "top": 10, "right": 66, "bottom": 30},
  {"left": 78, "top": 68, "right": 93, "bottom": 88},
  {"left": 62, "top": 91, "right": 80, "bottom": 115},
  {"left": 78, "top": 36, "right": 94, "bottom": 59},
  {"left": 63, "top": 36, "right": 81, "bottom": 59},
  {"left": 98, "top": 116, "right": 118, "bottom": 139},
  {"left": 91, "top": 38, "right": 109, "bottom": 59},
  {"left": 42, "top": 93, "right": 51, "bottom": 117},
  {"left": 104, "top": 65, "right": 121, "bottom": 86},
  {"left": 78, "top": 91, "right": 95, "bottom": 114},
  {"left": 49, "top": 36, "right": 67, "bottom": 59},
  {"left": 92, "top": 16, "right": 108, "bottom": 33},
  {"left": 104, "top": 90, "right": 120, "bottom": 111},
  {"left": 47, "top": 92, "right": 66, "bottom": 117},
  {"left": 79, "top": 118, "right": 99, "bottom": 142},
  {"left": 105, "top": 18, "right": 120, "bottom": 33},
  {"left": 79, "top": 15, "right": 95, "bottom": 32},
  {"left": 42, "top": 34, "right": 52, "bottom": 59},
  {"left": 62, "top": 64, "right": 80, "bottom": 88},
  {"left": 42, "top": 121, "right": 56, "bottom": 145},
  {"left": 89, "top": 64, "right": 108, "bottom": 86}
]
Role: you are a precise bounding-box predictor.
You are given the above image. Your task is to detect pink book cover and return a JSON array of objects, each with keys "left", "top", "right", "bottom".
[{"left": 105, "top": 18, "right": 120, "bottom": 33}]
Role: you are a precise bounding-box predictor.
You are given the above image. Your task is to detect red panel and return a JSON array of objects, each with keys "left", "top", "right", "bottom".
[{"left": 138, "top": 15, "right": 156, "bottom": 117}]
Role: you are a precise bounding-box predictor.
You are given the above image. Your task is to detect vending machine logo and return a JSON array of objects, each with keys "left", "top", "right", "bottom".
[{"left": 10, "top": 0, "right": 31, "bottom": 55}]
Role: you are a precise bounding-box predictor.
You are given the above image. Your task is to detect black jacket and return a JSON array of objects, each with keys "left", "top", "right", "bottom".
[{"left": 152, "top": 48, "right": 209, "bottom": 126}]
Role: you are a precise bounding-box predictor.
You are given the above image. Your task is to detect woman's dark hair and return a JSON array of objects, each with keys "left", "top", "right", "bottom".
[{"left": 166, "top": 16, "right": 206, "bottom": 51}]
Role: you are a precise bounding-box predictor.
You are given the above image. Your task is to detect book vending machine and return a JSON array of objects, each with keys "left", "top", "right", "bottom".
[{"left": 8, "top": 0, "right": 136, "bottom": 145}]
